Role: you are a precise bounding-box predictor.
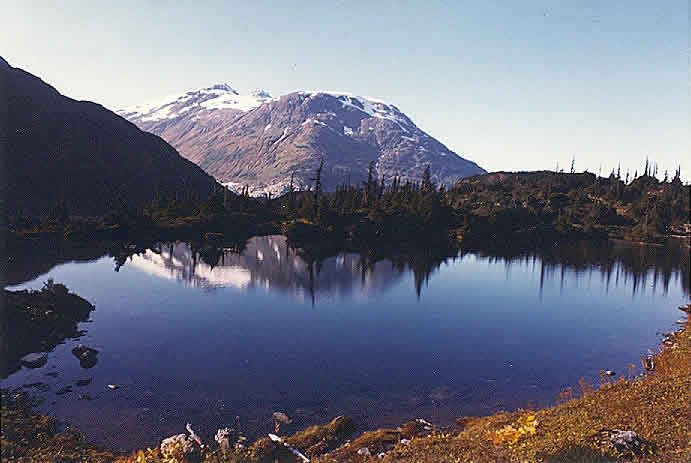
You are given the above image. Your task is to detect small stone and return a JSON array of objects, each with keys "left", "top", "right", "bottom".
[
  {"left": 400, "top": 438, "right": 411, "bottom": 445},
  {"left": 641, "top": 356, "right": 655, "bottom": 371},
  {"left": 357, "top": 447, "right": 371, "bottom": 456},
  {"left": 107, "top": 384, "right": 120, "bottom": 390},
  {"left": 604, "top": 370, "right": 615, "bottom": 377}
]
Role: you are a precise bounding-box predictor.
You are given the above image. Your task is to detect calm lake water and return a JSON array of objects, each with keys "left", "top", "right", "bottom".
[{"left": 3, "top": 236, "right": 689, "bottom": 450}]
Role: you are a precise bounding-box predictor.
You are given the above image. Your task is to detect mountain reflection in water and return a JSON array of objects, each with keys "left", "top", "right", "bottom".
[
  {"left": 127, "top": 236, "right": 445, "bottom": 301},
  {"left": 123, "top": 236, "right": 689, "bottom": 301}
]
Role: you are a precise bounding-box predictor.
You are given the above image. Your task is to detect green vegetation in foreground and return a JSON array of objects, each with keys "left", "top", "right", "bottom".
[
  {"left": 2, "top": 302, "right": 689, "bottom": 462},
  {"left": 7, "top": 163, "right": 690, "bottom": 250}
]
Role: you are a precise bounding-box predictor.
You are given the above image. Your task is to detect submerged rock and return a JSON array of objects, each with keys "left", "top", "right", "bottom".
[
  {"left": 75, "top": 378, "right": 92, "bottom": 387},
  {"left": 56, "top": 385, "right": 73, "bottom": 395},
  {"left": 20, "top": 353, "right": 48, "bottom": 369},
  {"left": 71, "top": 344, "right": 98, "bottom": 369},
  {"left": 22, "top": 382, "right": 50, "bottom": 392}
]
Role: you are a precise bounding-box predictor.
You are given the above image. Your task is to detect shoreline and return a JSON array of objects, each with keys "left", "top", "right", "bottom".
[{"left": 2, "top": 299, "right": 688, "bottom": 462}]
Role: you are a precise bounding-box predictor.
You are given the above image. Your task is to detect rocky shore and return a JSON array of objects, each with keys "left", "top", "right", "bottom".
[{"left": 1, "top": 280, "right": 95, "bottom": 377}]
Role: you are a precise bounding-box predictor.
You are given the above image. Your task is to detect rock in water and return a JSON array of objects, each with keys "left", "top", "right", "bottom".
[
  {"left": 71, "top": 344, "right": 98, "bottom": 368},
  {"left": 20, "top": 353, "right": 48, "bottom": 369}
]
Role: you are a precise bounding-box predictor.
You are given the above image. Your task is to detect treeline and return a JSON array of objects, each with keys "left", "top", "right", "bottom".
[
  {"left": 7, "top": 160, "right": 689, "bottom": 247},
  {"left": 447, "top": 164, "right": 689, "bottom": 244},
  {"left": 7, "top": 187, "right": 274, "bottom": 241},
  {"left": 271, "top": 162, "right": 454, "bottom": 247}
]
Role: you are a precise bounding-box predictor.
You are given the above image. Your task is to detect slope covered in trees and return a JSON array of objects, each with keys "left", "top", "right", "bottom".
[{"left": 448, "top": 167, "right": 689, "bottom": 244}]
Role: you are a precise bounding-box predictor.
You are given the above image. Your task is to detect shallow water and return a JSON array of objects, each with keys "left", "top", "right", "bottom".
[{"left": 3, "top": 236, "right": 689, "bottom": 451}]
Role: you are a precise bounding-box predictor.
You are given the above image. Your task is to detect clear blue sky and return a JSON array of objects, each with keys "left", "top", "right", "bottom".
[{"left": 3, "top": 1, "right": 688, "bottom": 179}]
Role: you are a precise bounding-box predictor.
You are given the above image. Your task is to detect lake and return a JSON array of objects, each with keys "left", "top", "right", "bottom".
[{"left": 2, "top": 236, "right": 689, "bottom": 451}]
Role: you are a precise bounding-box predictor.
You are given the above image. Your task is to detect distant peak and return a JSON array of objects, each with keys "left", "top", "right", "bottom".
[
  {"left": 201, "top": 83, "right": 238, "bottom": 94},
  {"left": 250, "top": 89, "right": 272, "bottom": 99}
]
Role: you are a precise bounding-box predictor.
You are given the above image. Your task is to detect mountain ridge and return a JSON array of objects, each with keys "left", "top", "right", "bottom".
[{"left": 2, "top": 58, "right": 218, "bottom": 217}]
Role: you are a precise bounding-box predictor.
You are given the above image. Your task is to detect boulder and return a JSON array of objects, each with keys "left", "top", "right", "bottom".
[{"left": 609, "top": 429, "right": 645, "bottom": 455}]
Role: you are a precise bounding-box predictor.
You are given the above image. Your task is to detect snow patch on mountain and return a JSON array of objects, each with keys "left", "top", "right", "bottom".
[
  {"left": 119, "top": 83, "right": 273, "bottom": 122},
  {"left": 200, "top": 88, "right": 272, "bottom": 111},
  {"left": 301, "top": 91, "right": 412, "bottom": 132}
]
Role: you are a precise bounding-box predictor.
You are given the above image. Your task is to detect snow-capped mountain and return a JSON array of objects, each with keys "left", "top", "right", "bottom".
[
  {"left": 119, "top": 83, "right": 272, "bottom": 122},
  {"left": 120, "top": 84, "right": 485, "bottom": 195}
]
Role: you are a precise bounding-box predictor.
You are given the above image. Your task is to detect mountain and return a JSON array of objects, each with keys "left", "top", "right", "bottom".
[
  {"left": 1, "top": 57, "right": 218, "bottom": 217},
  {"left": 121, "top": 85, "right": 485, "bottom": 195}
]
